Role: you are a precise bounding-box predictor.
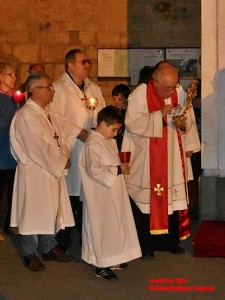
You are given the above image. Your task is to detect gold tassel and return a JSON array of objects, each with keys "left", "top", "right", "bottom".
[{"left": 150, "top": 229, "right": 169, "bottom": 235}]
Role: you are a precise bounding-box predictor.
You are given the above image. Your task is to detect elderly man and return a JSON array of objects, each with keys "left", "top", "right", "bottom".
[
  {"left": 122, "top": 66, "right": 200, "bottom": 258},
  {"left": 10, "top": 74, "right": 76, "bottom": 271},
  {"left": 49, "top": 48, "right": 105, "bottom": 250}
]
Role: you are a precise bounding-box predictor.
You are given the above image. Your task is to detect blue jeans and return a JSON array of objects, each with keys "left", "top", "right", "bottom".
[{"left": 20, "top": 234, "right": 57, "bottom": 256}]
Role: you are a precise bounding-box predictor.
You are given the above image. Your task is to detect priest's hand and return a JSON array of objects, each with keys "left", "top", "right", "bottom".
[
  {"left": 186, "top": 151, "right": 193, "bottom": 158},
  {"left": 77, "top": 129, "right": 89, "bottom": 142},
  {"left": 161, "top": 105, "right": 172, "bottom": 117},
  {"left": 65, "top": 158, "right": 71, "bottom": 169},
  {"left": 120, "top": 163, "right": 130, "bottom": 175}
]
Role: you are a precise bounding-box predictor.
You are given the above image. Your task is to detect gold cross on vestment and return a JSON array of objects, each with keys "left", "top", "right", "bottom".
[
  {"left": 154, "top": 184, "right": 164, "bottom": 196},
  {"left": 173, "top": 189, "right": 178, "bottom": 197}
]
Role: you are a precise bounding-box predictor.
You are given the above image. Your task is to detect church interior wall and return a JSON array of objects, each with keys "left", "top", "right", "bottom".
[{"left": 0, "top": 0, "right": 201, "bottom": 105}]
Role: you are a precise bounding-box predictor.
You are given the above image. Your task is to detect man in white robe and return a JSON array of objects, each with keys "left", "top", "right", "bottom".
[
  {"left": 10, "top": 74, "right": 76, "bottom": 271},
  {"left": 122, "top": 66, "right": 200, "bottom": 257},
  {"left": 79, "top": 106, "right": 141, "bottom": 280},
  {"left": 49, "top": 49, "right": 105, "bottom": 250}
]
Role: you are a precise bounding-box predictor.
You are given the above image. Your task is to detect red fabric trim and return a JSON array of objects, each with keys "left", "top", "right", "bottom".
[
  {"left": 147, "top": 81, "right": 178, "bottom": 234},
  {"left": 176, "top": 130, "right": 191, "bottom": 240},
  {"left": 0, "top": 89, "right": 13, "bottom": 96}
]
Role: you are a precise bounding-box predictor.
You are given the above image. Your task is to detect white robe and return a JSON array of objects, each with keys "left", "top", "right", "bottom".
[
  {"left": 122, "top": 83, "right": 201, "bottom": 214},
  {"left": 49, "top": 73, "right": 105, "bottom": 196},
  {"left": 10, "top": 99, "right": 75, "bottom": 235},
  {"left": 79, "top": 131, "right": 142, "bottom": 267}
]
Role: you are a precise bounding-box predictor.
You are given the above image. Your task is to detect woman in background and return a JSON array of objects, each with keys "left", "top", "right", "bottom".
[{"left": 0, "top": 60, "right": 23, "bottom": 240}]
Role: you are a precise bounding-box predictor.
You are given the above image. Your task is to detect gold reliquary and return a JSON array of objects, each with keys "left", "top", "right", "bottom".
[{"left": 172, "top": 80, "right": 198, "bottom": 132}]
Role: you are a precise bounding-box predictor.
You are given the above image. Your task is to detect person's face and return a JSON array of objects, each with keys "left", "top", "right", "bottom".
[
  {"left": 68, "top": 52, "right": 91, "bottom": 81},
  {"left": 30, "top": 64, "right": 45, "bottom": 74},
  {"left": 100, "top": 121, "right": 122, "bottom": 139},
  {"left": 112, "top": 93, "right": 127, "bottom": 109},
  {"left": 153, "top": 75, "right": 179, "bottom": 99},
  {"left": 0, "top": 66, "right": 17, "bottom": 92},
  {"left": 33, "top": 78, "right": 55, "bottom": 107}
]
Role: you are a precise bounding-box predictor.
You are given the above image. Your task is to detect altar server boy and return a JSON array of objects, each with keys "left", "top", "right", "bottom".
[{"left": 79, "top": 105, "right": 141, "bottom": 280}]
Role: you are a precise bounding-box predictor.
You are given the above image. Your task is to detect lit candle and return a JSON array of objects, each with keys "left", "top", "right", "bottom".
[
  {"left": 85, "top": 97, "right": 98, "bottom": 130},
  {"left": 86, "top": 97, "right": 98, "bottom": 110},
  {"left": 13, "top": 90, "right": 25, "bottom": 109}
]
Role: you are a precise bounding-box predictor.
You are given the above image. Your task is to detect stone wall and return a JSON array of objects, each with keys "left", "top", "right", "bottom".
[
  {"left": 0, "top": 0, "right": 200, "bottom": 104},
  {"left": 128, "top": 0, "right": 201, "bottom": 48}
]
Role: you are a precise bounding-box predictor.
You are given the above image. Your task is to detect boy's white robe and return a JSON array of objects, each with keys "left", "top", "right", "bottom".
[
  {"left": 10, "top": 99, "right": 75, "bottom": 235},
  {"left": 79, "top": 131, "right": 142, "bottom": 267}
]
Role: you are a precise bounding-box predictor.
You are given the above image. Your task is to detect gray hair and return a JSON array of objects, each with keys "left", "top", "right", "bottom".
[{"left": 26, "top": 73, "right": 51, "bottom": 97}]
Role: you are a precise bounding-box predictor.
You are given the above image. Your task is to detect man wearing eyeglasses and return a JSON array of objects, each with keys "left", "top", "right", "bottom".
[
  {"left": 122, "top": 65, "right": 200, "bottom": 259},
  {"left": 49, "top": 49, "right": 105, "bottom": 251},
  {"left": 10, "top": 73, "right": 77, "bottom": 271}
]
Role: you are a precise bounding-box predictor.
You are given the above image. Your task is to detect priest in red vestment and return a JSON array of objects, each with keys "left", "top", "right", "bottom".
[{"left": 122, "top": 66, "right": 200, "bottom": 258}]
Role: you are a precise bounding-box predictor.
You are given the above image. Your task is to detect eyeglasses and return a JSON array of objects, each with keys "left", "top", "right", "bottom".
[
  {"left": 156, "top": 80, "right": 180, "bottom": 92},
  {"left": 36, "top": 86, "right": 54, "bottom": 91},
  {"left": 74, "top": 59, "right": 92, "bottom": 65},
  {"left": 4, "top": 73, "right": 17, "bottom": 77}
]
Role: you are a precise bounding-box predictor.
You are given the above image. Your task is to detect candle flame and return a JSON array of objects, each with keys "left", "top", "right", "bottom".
[
  {"left": 13, "top": 90, "right": 25, "bottom": 103},
  {"left": 86, "top": 97, "right": 98, "bottom": 110}
]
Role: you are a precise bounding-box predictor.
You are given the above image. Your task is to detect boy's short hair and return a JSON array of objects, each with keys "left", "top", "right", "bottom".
[
  {"left": 97, "top": 105, "right": 124, "bottom": 126},
  {"left": 112, "top": 84, "right": 131, "bottom": 99}
]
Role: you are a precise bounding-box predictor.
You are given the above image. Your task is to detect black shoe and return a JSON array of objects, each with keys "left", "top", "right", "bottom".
[
  {"left": 110, "top": 263, "right": 128, "bottom": 270},
  {"left": 24, "top": 254, "right": 45, "bottom": 272},
  {"left": 169, "top": 246, "right": 185, "bottom": 255},
  {"left": 4, "top": 227, "right": 18, "bottom": 235},
  {"left": 42, "top": 245, "right": 74, "bottom": 263},
  {"left": 95, "top": 267, "right": 118, "bottom": 281},
  {"left": 55, "top": 228, "right": 72, "bottom": 251},
  {"left": 141, "top": 251, "right": 155, "bottom": 260}
]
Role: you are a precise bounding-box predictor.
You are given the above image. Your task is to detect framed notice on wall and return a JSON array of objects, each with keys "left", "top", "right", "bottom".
[
  {"left": 166, "top": 48, "right": 201, "bottom": 89},
  {"left": 97, "top": 48, "right": 200, "bottom": 87},
  {"left": 98, "top": 49, "right": 129, "bottom": 77},
  {"left": 128, "top": 48, "right": 165, "bottom": 85},
  {"left": 98, "top": 48, "right": 165, "bottom": 85}
]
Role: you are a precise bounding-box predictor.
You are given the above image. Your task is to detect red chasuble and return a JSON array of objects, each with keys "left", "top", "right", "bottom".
[{"left": 146, "top": 80, "right": 190, "bottom": 240}]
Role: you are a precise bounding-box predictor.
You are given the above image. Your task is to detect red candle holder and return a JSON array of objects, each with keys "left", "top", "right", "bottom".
[
  {"left": 119, "top": 151, "right": 131, "bottom": 163},
  {"left": 13, "top": 90, "right": 24, "bottom": 110}
]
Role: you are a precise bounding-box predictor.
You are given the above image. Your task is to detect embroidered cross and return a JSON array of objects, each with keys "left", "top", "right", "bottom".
[
  {"left": 173, "top": 189, "right": 178, "bottom": 198},
  {"left": 48, "top": 114, "right": 60, "bottom": 148},
  {"left": 154, "top": 184, "right": 164, "bottom": 196},
  {"left": 53, "top": 132, "right": 60, "bottom": 148}
]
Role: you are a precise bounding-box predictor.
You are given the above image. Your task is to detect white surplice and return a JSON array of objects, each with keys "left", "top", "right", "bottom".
[
  {"left": 49, "top": 73, "right": 105, "bottom": 196},
  {"left": 10, "top": 99, "right": 75, "bottom": 235},
  {"left": 122, "top": 83, "right": 201, "bottom": 214},
  {"left": 79, "top": 131, "right": 142, "bottom": 267}
]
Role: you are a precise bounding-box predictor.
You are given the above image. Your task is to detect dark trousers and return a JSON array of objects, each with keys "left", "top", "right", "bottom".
[
  {"left": 0, "top": 169, "right": 15, "bottom": 231},
  {"left": 130, "top": 197, "right": 180, "bottom": 255},
  {"left": 55, "top": 196, "right": 83, "bottom": 250}
]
